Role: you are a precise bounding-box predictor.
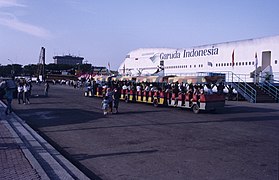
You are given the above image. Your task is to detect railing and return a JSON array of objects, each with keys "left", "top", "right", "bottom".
[
  {"left": 165, "top": 71, "right": 257, "bottom": 103},
  {"left": 257, "top": 81, "right": 279, "bottom": 102},
  {"left": 164, "top": 72, "right": 226, "bottom": 77},
  {"left": 221, "top": 71, "right": 257, "bottom": 103}
]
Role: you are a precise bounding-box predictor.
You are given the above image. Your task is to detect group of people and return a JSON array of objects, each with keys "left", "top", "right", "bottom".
[
  {"left": 0, "top": 77, "right": 51, "bottom": 115},
  {"left": 17, "top": 81, "right": 32, "bottom": 104},
  {"left": 97, "top": 80, "right": 207, "bottom": 115},
  {"left": 101, "top": 87, "right": 121, "bottom": 115},
  {"left": 94, "top": 79, "right": 222, "bottom": 114}
]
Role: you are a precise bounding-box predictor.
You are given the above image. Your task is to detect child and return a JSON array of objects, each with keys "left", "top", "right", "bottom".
[
  {"left": 102, "top": 96, "right": 110, "bottom": 115},
  {"left": 105, "top": 88, "right": 113, "bottom": 113}
]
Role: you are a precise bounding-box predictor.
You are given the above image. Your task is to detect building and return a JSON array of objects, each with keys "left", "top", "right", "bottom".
[
  {"left": 92, "top": 66, "right": 109, "bottom": 75},
  {"left": 53, "top": 55, "right": 84, "bottom": 65}
]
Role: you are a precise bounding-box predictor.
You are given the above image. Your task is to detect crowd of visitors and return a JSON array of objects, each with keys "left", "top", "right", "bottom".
[
  {"left": 0, "top": 77, "right": 48, "bottom": 115},
  {"left": 0, "top": 75, "right": 225, "bottom": 116}
]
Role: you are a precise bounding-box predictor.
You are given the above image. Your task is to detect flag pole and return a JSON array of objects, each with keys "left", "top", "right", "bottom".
[
  {"left": 108, "top": 62, "right": 111, "bottom": 75},
  {"left": 254, "top": 52, "right": 257, "bottom": 84},
  {"left": 232, "top": 49, "right": 235, "bottom": 68}
]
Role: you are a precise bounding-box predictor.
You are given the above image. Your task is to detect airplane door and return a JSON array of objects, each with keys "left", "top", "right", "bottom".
[
  {"left": 160, "top": 60, "right": 164, "bottom": 66},
  {"left": 262, "top": 51, "right": 271, "bottom": 70},
  {"left": 261, "top": 51, "right": 273, "bottom": 82}
]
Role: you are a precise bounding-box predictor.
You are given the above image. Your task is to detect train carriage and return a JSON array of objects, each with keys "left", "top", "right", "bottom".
[
  {"left": 133, "top": 76, "right": 165, "bottom": 104},
  {"left": 166, "top": 73, "right": 225, "bottom": 113},
  {"left": 120, "top": 73, "right": 225, "bottom": 113},
  {"left": 86, "top": 73, "right": 226, "bottom": 114}
]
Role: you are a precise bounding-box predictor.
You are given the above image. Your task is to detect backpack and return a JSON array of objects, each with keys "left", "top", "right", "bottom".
[{"left": 5, "top": 79, "right": 17, "bottom": 89}]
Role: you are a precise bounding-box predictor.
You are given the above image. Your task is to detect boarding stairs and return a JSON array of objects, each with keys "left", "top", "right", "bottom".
[
  {"left": 254, "top": 81, "right": 279, "bottom": 103},
  {"left": 224, "top": 72, "right": 256, "bottom": 103},
  {"left": 223, "top": 71, "right": 279, "bottom": 103}
]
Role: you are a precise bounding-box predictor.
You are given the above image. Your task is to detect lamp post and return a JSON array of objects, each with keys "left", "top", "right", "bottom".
[
  {"left": 7, "top": 59, "right": 15, "bottom": 77},
  {"left": 76, "top": 63, "right": 80, "bottom": 76}
]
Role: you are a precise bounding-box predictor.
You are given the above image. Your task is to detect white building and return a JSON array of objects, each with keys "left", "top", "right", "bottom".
[{"left": 118, "top": 35, "right": 279, "bottom": 83}]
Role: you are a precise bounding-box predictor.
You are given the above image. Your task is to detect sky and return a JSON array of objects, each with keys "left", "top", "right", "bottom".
[{"left": 0, "top": 0, "right": 279, "bottom": 70}]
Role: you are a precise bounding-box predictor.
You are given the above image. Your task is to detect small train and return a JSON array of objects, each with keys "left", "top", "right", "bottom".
[{"left": 84, "top": 72, "right": 226, "bottom": 114}]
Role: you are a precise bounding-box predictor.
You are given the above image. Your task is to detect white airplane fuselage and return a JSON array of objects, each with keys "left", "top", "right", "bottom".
[{"left": 118, "top": 35, "right": 279, "bottom": 83}]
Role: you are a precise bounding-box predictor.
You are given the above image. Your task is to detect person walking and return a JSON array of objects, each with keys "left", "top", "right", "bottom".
[
  {"left": 44, "top": 82, "right": 50, "bottom": 97},
  {"left": 4, "top": 79, "right": 16, "bottom": 115},
  {"left": 17, "top": 83, "right": 23, "bottom": 104},
  {"left": 101, "top": 96, "right": 110, "bottom": 115},
  {"left": 105, "top": 88, "right": 113, "bottom": 113},
  {"left": 112, "top": 87, "right": 121, "bottom": 114},
  {"left": 23, "top": 82, "right": 30, "bottom": 104}
]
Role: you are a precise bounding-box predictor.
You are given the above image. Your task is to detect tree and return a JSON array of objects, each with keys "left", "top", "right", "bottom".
[
  {"left": 23, "top": 64, "right": 38, "bottom": 76},
  {"left": 13, "top": 64, "right": 23, "bottom": 76},
  {"left": 0, "top": 64, "right": 22, "bottom": 77},
  {"left": 80, "top": 64, "right": 92, "bottom": 73},
  {"left": 0, "top": 65, "right": 11, "bottom": 77}
]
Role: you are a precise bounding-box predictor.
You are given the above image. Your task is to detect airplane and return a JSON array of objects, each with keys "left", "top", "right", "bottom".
[{"left": 118, "top": 35, "right": 279, "bottom": 84}]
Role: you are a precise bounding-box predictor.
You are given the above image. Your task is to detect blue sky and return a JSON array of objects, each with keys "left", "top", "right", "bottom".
[{"left": 0, "top": 0, "right": 279, "bottom": 69}]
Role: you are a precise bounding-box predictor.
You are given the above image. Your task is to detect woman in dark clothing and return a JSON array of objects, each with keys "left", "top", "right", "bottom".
[{"left": 113, "top": 87, "right": 121, "bottom": 113}]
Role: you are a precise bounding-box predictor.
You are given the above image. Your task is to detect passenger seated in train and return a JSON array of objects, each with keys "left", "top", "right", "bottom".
[
  {"left": 130, "top": 83, "right": 136, "bottom": 101},
  {"left": 179, "top": 83, "right": 186, "bottom": 93},
  {"left": 173, "top": 82, "right": 179, "bottom": 105},
  {"left": 136, "top": 83, "right": 142, "bottom": 100},
  {"left": 164, "top": 83, "right": 172, "bottom": 104},
  {"left": 150, "top": 84, "right": 157, "bottom": 92},
  {"left": 150, "top": 84, "right": 158, "bottom": 102},
  {"left": 144, "top": 84, "right": 150, "bottom": 100},
  {"left": 217, "top": 83, "right": 225, "bottom": 94},
  {"left": 187, "top": 84, "right": 194, "bottom": 104},
  {"left": 122, "top": 83, "right": 128, "bottom": 97},
  {"left": 199, "top": 87, "right": 204, "bottom": 95},
  {"left": 205, "top": 84, "right": 213, "bottom": 95},
  {"left": 194, "top": 85, "right": 204, "bottom": 100}
]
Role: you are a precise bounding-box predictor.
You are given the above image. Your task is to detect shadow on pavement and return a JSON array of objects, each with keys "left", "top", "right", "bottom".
[
  {"left": 13, "top": 108, "right": 167, "bottom": 128},
  {"left": 72, "top": 149, "right": 159, "bottom": 161},
  {"left": 14, "top": 108, "right": 104, "bottom": 128}
]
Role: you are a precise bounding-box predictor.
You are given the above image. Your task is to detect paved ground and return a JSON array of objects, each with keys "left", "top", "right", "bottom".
[
  {"left": 0, "top": 120, "right": 40, "bottom": 180},
  {"left": 10, "top": 84, "right": 279, "bottom": 180},
  {"left": 0, "top": 100, "right": 90, "bottom": 179}
]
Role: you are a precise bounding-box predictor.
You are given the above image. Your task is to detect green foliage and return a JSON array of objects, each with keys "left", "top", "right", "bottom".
[
  {"left": 23, "top": 64, "right": 38, "bottom": 75},
  {"left": 0, "top": 64, "right": 22, "bottom": 77},
  {"left": 0, "top": 63, "right": 94, "bottom": 77}
]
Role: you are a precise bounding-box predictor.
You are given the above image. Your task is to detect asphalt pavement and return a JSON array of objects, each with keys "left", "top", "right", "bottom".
[{"left": 3, "top": 83, "right": 279, "bottom": 180}]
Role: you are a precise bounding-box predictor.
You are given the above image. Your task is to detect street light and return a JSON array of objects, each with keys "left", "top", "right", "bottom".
[
  {"left": 7, "top": 58, "right": 13, "bottom": 64},
  {"left": 7, "top": 59, "right": 15, "bottom": 77}
]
